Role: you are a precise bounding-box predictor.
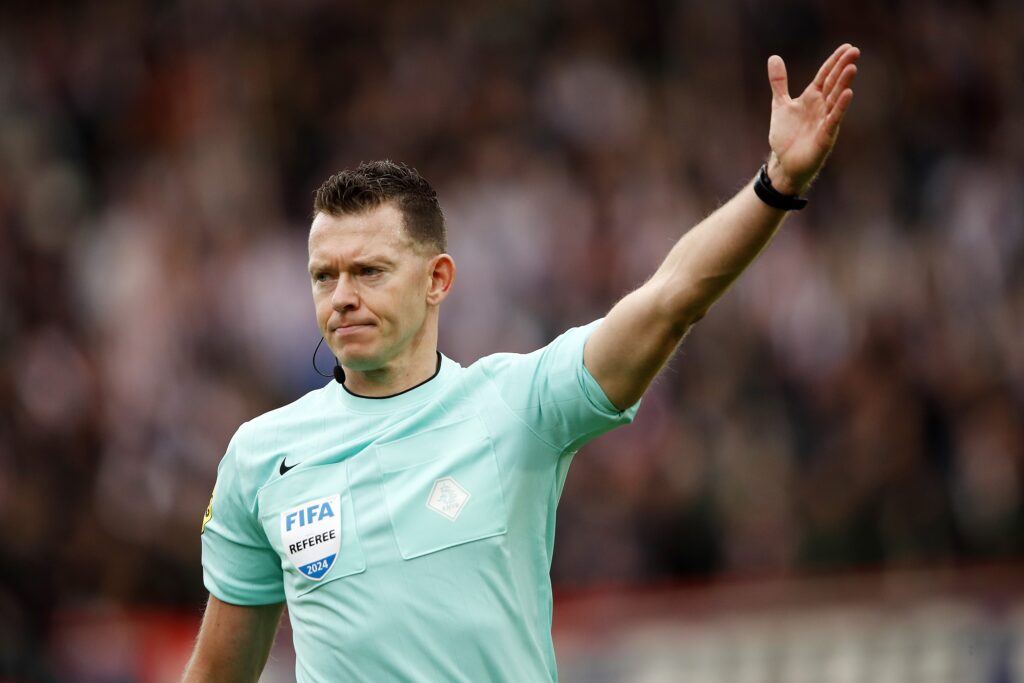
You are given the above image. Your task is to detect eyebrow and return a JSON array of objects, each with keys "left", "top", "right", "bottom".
[{"left": 308, "top": 255, "right": 396, "bottom": 274}]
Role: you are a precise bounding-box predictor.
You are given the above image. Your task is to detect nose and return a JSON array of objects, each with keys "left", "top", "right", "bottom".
[{"left": 331, "top": 274, "right": 360, "bottom": 312}]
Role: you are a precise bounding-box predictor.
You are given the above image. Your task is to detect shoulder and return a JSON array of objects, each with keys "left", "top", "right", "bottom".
[
  {"left": 466, "top": 350, "right": 531, "bottom": 378},
  {"left": 224, "top": 383, "right": 335, "bottom": 490},
  {"left": 466, "top": 319, "right": 603, "bottom": 379},
  {"left": 242, "top": 383, "right": 332, "bottom": 439}
]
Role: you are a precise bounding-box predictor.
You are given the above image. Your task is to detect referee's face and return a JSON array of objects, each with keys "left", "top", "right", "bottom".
[{"left": 308, "top": 203, "right": 450, "bottom": 373}]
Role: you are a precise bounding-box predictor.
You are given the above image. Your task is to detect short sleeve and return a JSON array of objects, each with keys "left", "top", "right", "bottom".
[
  {"left": 479, "top": 319, "right": 640, "bottom": 452},
  {"left": 201, "top": 429, "right": 285, "bottom": 605}
]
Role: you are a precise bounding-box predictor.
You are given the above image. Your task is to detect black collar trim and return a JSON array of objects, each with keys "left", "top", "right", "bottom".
[{"left": 341, "top": 352, "right": 443, "bottom": 400}]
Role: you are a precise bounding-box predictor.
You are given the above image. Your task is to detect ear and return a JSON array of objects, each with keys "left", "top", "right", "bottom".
[{"left": 425, "top": 253, "right": 455, "bottom": 306}]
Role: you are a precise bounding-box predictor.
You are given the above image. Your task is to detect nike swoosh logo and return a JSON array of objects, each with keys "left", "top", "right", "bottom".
[{"left": 279, "top": 459, "right": 298, "bottom": 475}]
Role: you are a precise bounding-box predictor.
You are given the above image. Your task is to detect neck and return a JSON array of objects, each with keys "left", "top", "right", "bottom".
[{"left": 342, "top": 325, "right": 440, "bottom": 398}]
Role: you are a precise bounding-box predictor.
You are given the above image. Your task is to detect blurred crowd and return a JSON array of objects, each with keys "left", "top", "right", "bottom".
[{"left": 1, "top": 0, "right": 1022, "bottom": 674}]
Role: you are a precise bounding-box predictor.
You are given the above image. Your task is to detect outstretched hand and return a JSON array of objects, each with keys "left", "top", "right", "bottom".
[{"left": 766, "top": 44, "right": 860, "bottom": 195}]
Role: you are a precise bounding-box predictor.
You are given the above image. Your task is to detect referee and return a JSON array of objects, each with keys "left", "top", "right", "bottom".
[{"left": 183, "top": 44, "right": 859, "bottom": 682}]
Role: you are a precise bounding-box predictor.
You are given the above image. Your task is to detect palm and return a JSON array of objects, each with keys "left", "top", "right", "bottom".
[{"left": 767, "top": 44, "right": 859, "bottom": 194}]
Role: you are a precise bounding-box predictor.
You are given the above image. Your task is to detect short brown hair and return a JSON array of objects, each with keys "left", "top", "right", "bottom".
[{"left": 313, "top": 160, "right": 447, "bottom": 254}]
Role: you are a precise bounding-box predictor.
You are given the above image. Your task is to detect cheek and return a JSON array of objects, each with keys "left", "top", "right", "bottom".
[
  {"left": 401, "top": 293, "right": 429, "bottom": 332},
  {"left": 381, "top": 283, "right": 417, "bottom": 318},
  {"left": 313, "top": 293, "right": 332, "bottom": 325}
]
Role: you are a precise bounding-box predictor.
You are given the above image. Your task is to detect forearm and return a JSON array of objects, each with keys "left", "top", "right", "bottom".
[
  {"left": 584, "top": 45, "right": 857, "bottom": 410},
  {"left": 585, "top": 170, "right": 794, "bottom": 409},
  {"left": 650, "top": 173, "right": 790, "bottom": 326},
  {"left": 182, "top": 597, "right": 283, "bottom": 683}
]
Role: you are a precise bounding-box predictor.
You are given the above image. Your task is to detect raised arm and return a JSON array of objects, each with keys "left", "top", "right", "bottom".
[
  {"left": 585, "top": 44, "right": 859, "bottom": 409},
  {"left": 181, "top": 595, "right": 284, "bottom": 683}
]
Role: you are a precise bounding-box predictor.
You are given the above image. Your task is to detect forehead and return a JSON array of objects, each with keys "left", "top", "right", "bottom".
[{"left": 308, "top": 203, "right": 415, "bottom": 263}]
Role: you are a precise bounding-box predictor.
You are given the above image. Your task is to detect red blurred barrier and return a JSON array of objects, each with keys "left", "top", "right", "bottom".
[{"left": 45, "top": 564, "right": 1024, "bottom": 682}]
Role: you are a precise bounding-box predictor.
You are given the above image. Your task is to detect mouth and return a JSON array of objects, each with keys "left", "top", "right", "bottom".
[{"left": 333, "top": 324, "right": 374, "bottom": 337}]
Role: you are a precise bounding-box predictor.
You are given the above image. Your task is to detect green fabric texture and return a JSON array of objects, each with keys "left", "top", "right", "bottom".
[{"left": 201, "top": 320, "right": 639, "bottom": 682}]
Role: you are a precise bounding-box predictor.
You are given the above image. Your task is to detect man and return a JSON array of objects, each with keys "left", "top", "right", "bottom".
[{"left": 184, "top": 44, "right": 859, "bottom": 681}]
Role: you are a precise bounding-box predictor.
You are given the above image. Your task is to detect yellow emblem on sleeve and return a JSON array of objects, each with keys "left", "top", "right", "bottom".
[{"left": 201, "top": 487, "right": 214, "bottom": 534}]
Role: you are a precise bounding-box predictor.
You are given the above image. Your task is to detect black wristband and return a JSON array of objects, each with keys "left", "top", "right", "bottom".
[{"left": 753, "top": 163, "right": 808, "bottom": 211}]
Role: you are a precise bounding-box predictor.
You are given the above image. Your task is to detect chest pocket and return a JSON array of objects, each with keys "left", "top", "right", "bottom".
[
  {"left": 257, "top": 462, "right": 366, "bottom": 596},
  {"left": 375, "top": 415, "right": 508, "bottom": 560}
]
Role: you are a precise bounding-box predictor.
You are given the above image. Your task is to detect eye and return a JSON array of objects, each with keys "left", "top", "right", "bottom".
[
  {"left": 360, "top": 266, "right": 382, "bottom": 277},
  {"left": 313, "top": 271, "right": 331, "bottom": 283}
]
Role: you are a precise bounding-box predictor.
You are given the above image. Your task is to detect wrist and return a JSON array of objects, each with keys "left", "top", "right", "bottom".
[
  {"left": 765, "top": 153, "right": 807, "bottom": 196},
  {"left": 754, "top": 162, "right": 808, "bottom": 211}
]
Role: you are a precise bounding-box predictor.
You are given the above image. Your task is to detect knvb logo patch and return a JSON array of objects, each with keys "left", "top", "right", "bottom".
[
  {"left": 280, "top": 495, "right": 341, "bottom": 580},
  {"left": 426, "top": 477, "right": 470, "bottom": 521}
]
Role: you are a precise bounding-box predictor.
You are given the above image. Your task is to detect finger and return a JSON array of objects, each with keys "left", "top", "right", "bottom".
[
  {"left": 826, "top": 64, "right": 858, "bottom": 112},
  {"left": 767, "top": 55, "right": 789, "bottom": 103},
  {"left": 825, "top": 89, "right": 854, "bottom": 137},
  {"left": 823, "top": 47, "right": 860, "bottom": 100},
  {"left": 813, "top": 43, "right": 851, "bottom": 90},
  {"left": 822, "top": 47, "right": 858, "bottom": 99}
]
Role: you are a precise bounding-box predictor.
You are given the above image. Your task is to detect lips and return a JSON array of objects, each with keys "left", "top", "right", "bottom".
[{"left": 333, "top": 323, "right": 374, "bottom": 336}]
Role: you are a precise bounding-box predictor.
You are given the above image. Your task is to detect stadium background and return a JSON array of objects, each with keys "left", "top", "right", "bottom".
[{"left": 1, "top": 0, "right": 1022, "bottom": 681}]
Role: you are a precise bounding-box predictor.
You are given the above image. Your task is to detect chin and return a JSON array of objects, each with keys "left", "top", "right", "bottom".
[{"left": 335, "top": 345, "right": 386, "bottom": 372}]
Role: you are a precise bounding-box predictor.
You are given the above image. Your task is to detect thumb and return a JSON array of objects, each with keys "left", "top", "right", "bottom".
[{"left": 767, "top": 55, "right": 789, "bottom": 104}]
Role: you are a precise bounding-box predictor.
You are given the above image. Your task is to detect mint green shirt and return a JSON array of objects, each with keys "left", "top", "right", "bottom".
[{"left": 201, "top": 320, "right": 639, "bottom": 682}]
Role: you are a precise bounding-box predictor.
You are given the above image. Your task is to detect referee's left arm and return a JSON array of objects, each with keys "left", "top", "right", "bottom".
[{"left": 584, "top": 44, "right": 859, "bottom": 410}]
